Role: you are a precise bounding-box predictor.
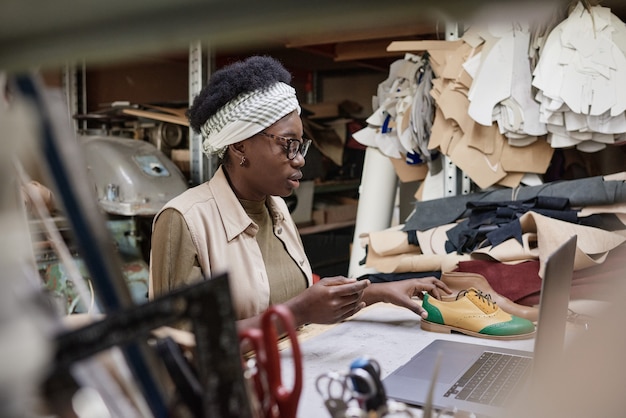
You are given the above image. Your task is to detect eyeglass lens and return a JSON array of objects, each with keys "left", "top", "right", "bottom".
[
  {"left": 260, "top": 132, "right": 310, "bottom": 160},
  {"left": 288, "top": 139, "right": 311, "bottom": 159}
]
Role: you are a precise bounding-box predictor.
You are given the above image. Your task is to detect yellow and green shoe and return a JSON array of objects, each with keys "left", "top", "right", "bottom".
[{"left": 421, "top": 288, "right": 536, "bottom": 340}]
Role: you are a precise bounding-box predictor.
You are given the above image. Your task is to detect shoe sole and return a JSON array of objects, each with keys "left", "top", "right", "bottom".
[{"left": 420, "top": 319, "right": 536, "bottom": 340}]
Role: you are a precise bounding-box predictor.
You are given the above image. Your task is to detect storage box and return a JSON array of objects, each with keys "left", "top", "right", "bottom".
[
  {"left": 311, "top": 208, "right": 326, "bottom": 226},
  {"left": 301, "top": 101, "right": 340, "bottom": 119},
  {"left": 170, "top": 149, "right": 190, "bottom": 178},
  {"left": 313, "top": 196, "right": 358, "bottom": 224}
]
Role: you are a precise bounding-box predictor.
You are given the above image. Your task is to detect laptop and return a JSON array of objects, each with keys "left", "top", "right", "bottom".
[{"left": 382, "top": 235, "right": 577, "bottom": 417}]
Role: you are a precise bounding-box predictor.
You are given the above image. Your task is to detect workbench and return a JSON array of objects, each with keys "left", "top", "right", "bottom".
[{"left": 280, "top": 301, "right": 596, "bottom": 418}]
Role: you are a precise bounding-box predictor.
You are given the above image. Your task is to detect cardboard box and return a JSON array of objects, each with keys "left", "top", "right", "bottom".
[
  {"left": 315, "top": 196, "right": 358, "bottom": 224},
  {"left": 325, "top": 202, "right": 358, "bottom": 224},
  {"left": 170, "top": 149, "right": 190, "bottom": 178},
  {"left": 301, "top": 102, "right": 340, "bottom": 119},
  {"left": 311, "top": 208, "right": 326, "bottom": 225}
]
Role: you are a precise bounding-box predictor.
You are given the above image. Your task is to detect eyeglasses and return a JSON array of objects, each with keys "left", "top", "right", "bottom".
[{"left": 258, "top": 131, "right": 312, "bottom": 160}]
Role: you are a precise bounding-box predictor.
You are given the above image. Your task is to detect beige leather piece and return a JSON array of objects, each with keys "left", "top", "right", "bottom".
[
  {"left": 449, "top": 122, "right": 507, "bottom": 189},
  {"left": 427, "top": 106, "right": 448, "bottom": 152},
  {"left": 466, "top": 119, "right": 496, "bottom": 155},
  {"left": 578, "top": 202, "right": 626, "bottom": 218},
  {"left": 496, "top": 172, "right": 525, "bottom": 188},
  {"left": 429, "top": 77, "right": 444, "bottom": 100},
  {"left": 440, "top": 42, "right": 476, "bottom": 80},
  {"left": 471, "top": 234, "right": 540, "bottom": 264},
  {"left": 500, "top": 134, "right": 554, "bottom": 173},
  {"left": 521, "top": 211, "right": 626, "bottom": 277},
  {"left": 437, "top": 87, "right": 473, "bottom": 133},
  {"left": 427, "top": 30, "right": 556, "bottom": 190},
  {"left": 445, "top": 124, "right": 465, "bottom": 157},
  {"left": 461, "top": 50, "right": 481, "bottom": 81},
  {"left": 365, "top": 247, "right": 468, "bottom": 274},
  {"left": 457, "top": 67, "right": 474, "bottom": 90},
  {"left": 461, "top": 26, "right": 485, "bottom": 49},
  {"left": 436, "top": 42, "right": 471, "bottom": 80},
  {"left": 427, "top": 49, "right": 448, "bottom": 77},
  {"left": 367, "top": 226, "right": 418, "bottom": 257},
  {"left": 416, "top": 223, "right": 457, "bottom": 255}
]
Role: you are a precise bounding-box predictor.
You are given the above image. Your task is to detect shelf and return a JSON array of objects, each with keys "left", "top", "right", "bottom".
[
  {"left": 313, "top": 179, "right": 360, "bottom": 194},
  {"left": 0, "top": 0, "right": 452, "bottom": 73},
  {"left": 298, "top": 220, "right": 355, "bottom": 236}
]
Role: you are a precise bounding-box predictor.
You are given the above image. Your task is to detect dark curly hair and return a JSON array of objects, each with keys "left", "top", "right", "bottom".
[{"left": 187, "top": 55, "right": 293, "bottom": 133}]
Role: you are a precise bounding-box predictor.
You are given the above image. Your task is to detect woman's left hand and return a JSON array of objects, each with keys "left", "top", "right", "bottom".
[{"left": 363, "top": 277, "right": 452, "bottom": 319}]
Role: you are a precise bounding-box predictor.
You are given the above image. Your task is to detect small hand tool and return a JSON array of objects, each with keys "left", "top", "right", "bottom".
[
  {"left": 349, "top": 357, "right": 387, "bottom": 413},
  {"left": 239, "top": 305, "right": 302, "bottom": 418}
]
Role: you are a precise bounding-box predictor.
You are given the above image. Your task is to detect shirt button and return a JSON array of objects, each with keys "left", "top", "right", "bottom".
[{"left": 277, "top": 227, "right": 283, "bottom": 234}]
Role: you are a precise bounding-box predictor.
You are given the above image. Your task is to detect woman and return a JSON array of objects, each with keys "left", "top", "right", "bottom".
[{"left": 149, "top": 55, "right": 450, "bottom": 333}]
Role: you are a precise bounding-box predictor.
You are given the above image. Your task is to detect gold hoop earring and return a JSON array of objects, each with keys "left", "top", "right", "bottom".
[{"left": 239, "top": 156, "right": 247, "bottom": 167}]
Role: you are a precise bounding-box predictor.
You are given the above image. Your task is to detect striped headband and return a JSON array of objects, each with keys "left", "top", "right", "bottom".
[{"left": 200, "top": 81, "right": 301, "bottom": 158}]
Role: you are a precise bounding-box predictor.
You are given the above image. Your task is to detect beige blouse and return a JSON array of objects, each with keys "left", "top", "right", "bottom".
[{"left": 149, "top": 165, "right": 312, "bottom": 320}]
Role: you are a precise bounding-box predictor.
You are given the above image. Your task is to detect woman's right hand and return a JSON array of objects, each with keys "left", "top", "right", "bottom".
[{"left": 285, "top": 276, "right": 370, "bottom": 326}]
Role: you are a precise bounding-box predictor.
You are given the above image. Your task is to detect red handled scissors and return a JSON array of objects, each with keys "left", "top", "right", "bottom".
[{"left": 239, "top": 304, "right": 302, "bottom": 418}]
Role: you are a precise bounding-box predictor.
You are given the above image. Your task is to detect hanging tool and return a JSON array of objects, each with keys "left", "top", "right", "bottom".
[
  {"left": 316, "top": 369, "right": 378, "bottom": 418},
  {"left": 349, "top": 357, "right": 388, "bottom": 414},
  {"left": 239, "top": 305, "right": 303, "bottom": 418}
]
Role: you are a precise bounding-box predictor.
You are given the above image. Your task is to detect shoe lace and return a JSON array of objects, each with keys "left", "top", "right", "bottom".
[{"left": 457, "top": 288, "right": 497, "bottom": 309}]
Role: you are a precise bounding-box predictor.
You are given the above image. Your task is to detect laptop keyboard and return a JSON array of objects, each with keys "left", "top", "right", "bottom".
[{"left": 443, "top": 351, "right": 532, "bottom": 406}]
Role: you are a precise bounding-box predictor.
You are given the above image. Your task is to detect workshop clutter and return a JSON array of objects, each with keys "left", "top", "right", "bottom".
[
  {"left": 359, "top": 173, "right": 626, "bottom": 311},
  {"left": 316, "top": 357, "right": 417, "bottom": 418},
  {"left": 42, "top": 273, "right": 252, "bottom": 418},
  {"left": 352, "top": 54, "right": 435, "bottom": 163},
  {"left": 352, "top": 52, "right": 436, "bottom": 186},
  {"left": 532, "top": 1, "right": 626, "bottom": 152},
  {"left": 353, "top": 1, "right": 626, "bottom": 190}
]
